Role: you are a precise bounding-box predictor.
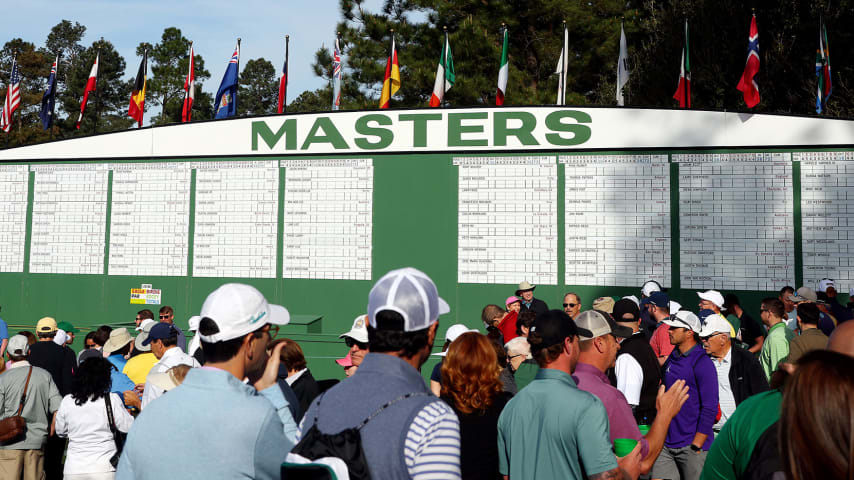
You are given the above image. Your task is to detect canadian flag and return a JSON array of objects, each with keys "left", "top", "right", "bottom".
[
  {"left": 76, "top": 53, "right": 99, "bottom": 129},
  {"left": 182, "top": 44, "right": 195, "bottom": 122}
]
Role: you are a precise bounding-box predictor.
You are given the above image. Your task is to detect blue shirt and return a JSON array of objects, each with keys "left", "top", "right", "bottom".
[
  {"left": 108, "top": 354, "right": 128, "bottom": 372},
  {"left": 0, "top": 317, "right": 8, "bottom": 341},
  {"left": 662, "top": 343, "right": 719, "bottom": 450},
  {"left": 117, "top": 367, "right": 298, "bottom": 480}
]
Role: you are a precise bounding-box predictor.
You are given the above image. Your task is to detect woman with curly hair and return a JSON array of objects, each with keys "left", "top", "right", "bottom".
[
  {"left": 55, "top": 357, "right": 134, "bottom": 479},
  {"left": 440, "top": 331, "right": 513, "bottom": 480}
]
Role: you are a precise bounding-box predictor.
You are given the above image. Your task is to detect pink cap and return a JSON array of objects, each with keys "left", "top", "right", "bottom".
[
  {"left": 335, "top": 352, "right": 353, "bottom": 367},
  {"left": 505, "top": 296, "right": 521, "bottom": 306}
]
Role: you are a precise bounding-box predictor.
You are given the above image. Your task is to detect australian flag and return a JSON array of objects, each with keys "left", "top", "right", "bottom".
[
  {"left": 39, "top": 57, "right": 58, "bottom": 130},
  {"left": 214, "top": 42, "right": 240, "bottom": 119}
]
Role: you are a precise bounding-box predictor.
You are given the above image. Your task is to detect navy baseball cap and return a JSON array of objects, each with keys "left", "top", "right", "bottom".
[
  {"left": 640, "top": 291, "right": 669, "bottom": 308},
  {"left": 142, "top": 323, "right": 178, "bottom": 346}
]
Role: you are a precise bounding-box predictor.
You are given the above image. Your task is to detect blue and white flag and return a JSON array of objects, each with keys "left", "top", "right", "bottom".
[
  {"left": 332, "top": 36, "right": 342, "bottom": 111},
  {"left": 214, "top": 42, "right": 240, "bottom": 119},
  {"left": 39, "top": 57, "right": 58, "bottom": 130}
]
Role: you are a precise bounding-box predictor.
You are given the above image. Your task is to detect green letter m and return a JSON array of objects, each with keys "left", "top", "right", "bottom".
[{"left": 252, "top": 120, "right": 296, "bottom": 151}]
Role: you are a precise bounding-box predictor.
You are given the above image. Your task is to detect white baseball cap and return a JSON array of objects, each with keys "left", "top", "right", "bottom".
[
  {"left": 699, "top": 314, "right": 731, "bottom": 338},
  {"left": 669, "top": 301, "right": 682, "bottom": 315},
  {"left": 197, "top": 283, "right": 290, "bottom": 343},
  {"left": 663, "top": 310, "right": 702, "bottom": 333},
  {"left": 433, "top": 324, "right": 478, "bottom": 356},
  {"left": 818, "top": 278, "right": 835, "bottom": 293},
  {"left": 697, "top": 290, "right": 726, "bottom": 310},
  {"left": 135, "top": 318, "right": 156, "bottom": 332},
  {"left": 8, "top": 335, "right": 29, "bottom": 356},
  {"left": 641, "top": 280, "right": 662, "bottom": 297},
  {"left": 339, "top": 315, "right": 369, "bottom": 344},
  {"left": 368, "top": 267, "right": 449, "bottom": 332}
]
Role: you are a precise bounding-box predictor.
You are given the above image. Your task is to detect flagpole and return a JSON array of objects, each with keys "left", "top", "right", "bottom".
[
  {"left": 561, "top": 20, "right": 567, "bottom": 105},
  {"left": 442, "top": 26, "right": 448, "bottom": 108},
  {"left": 141, "top": 48, "right": 147, "bottom": 128},
  {"left": 93, "top": 39, "right": 102, "bottom": 135},
  {"left": 236, "top": 38, "right": 241, "bottom": 116},
  {"left": 682, "top": 18, "right": 688, "bottom": 109},
  {"left": 284, "top": 35, "right": 289, "bottom": 113}
]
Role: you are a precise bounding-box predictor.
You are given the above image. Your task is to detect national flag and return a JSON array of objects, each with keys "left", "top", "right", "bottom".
[
  {"left": 379, "top": 34, "right": 400, "bottom": 109},
  {"left": 555, "top": 24, "right": 568, "bottom": 105},
  {"left": 429, "top": 32, "right": 455, "bottom": 107},
  {"left": 278, "top": 37, "right": 289, "bottom": 114},
  {"left": 214, "top": 42, "right": 240, "bottom": 119},
  {"left": 128, "top": 51, "right": 147, "bottom": 127},
  {"left": 39, "top": 57, "right": 58, "bottom": 130},
  {"left": 815, "top": 19, "right": 832, "bottom": 114},
  {"left": 736, "top": 14, "right": 760, "bottom": 108},
  {"left": 673, "top": 19, "right": 691, "bottom": 109},
  {"left": 616, "top": 23, "right": 630, "bottom": 106},
  {"left": 182, "top": 44, "right": 195, "bottom": 122},
  {"left": 496, "top": 27, "right": 509, "bottom": 106},
  {"left": 76, "top": 53, "right": 99, "bottom": 129},
  {"left": 0, "top": 58, "right": 21, "bottom": 133},
  {"left": 332, "top": 36, "right": 342, "bottom": 111}
]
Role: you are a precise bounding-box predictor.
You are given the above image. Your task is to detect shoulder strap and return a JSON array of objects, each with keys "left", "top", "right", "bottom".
[
  {"left": 357, "top": 392, "right": 431, "bottom": 430},
  {"left": 16, "top": 367, "right": 33, "bottom": 416},
  {"left": 104, "top": 393, "right": 118, "bottom": 434}
]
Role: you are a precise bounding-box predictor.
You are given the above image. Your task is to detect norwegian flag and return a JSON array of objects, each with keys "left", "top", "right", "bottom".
[
  {"left": 182, "top": 44, "right": 195, "bottom": 122},
  {"left": 736, "top": 14, "right": 760, "bottom": 108},
  {"left": 0, "top": 58, "right": 21, "bottom": 133}
]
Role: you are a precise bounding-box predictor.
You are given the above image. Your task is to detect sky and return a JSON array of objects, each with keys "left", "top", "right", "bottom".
[{"left": 11, "top": 0, "right": 388, "bottom": 114}]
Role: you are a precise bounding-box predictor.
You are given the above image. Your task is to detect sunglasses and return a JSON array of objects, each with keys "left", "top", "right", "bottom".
[
  {"left": 701, "top": 333, "right": 725, "bottom": 343},
  {"left": 344, "top": 337, "right": 368, "bottom": 349},
  {"left": 563, "top": 303, "right": 578, "bottom": 308},
  {"left": 159, "top": 315, "right": 171, "bottom": 319}
]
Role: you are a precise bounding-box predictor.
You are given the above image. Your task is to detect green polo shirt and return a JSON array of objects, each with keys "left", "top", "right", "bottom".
[
  {"left": 759, "top": 322, "right": 794, "bottom": 380},
  {"left": 498, "top": 367, "right": 618, "bottom": 480},
  {"left": 700, "top": 389, "right": 782, "bottom": 480}
]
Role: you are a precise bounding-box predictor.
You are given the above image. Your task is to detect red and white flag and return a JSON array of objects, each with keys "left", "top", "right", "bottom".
[
  {"left": 736, "top": 14, "right": 760, "bottom": 108},
  {"left": 182, "top": 44, "right": 195, "bottom": 122},
  {"left": 0, "top": 57, "right": 21, "bottom": 133},
  {"left": 673, "top": 20, "right": 691, "bottom": 109},
  {"left": 76, "top": 53, "right": 99, "bottom": 129}
]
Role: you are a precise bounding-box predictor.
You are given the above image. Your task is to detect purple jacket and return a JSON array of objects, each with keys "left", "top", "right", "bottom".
[
  {"left": 574, "top": 362, "right": 650, "bottom": 458},
  {"left": 662, "top": 344, "right": 718, "bottom": 450}
]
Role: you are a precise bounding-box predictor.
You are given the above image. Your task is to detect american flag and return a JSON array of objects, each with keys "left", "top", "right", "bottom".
[
  {"left": 332, "top": 36, "right": 342, "bottom": 110},
  {"left": 1, "top": 59, "right": 21, "bottom": 133}
]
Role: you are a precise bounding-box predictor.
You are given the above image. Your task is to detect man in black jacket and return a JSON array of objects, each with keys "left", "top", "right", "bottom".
[
  {"left": 515, "top": 281, "right": 548, "bottom": 316},
  {"left": 611, "top": 299, "right": 662, "bottom": 425},
  {"left": 700, "top": 315, "right": 768, "bottom": 432}
]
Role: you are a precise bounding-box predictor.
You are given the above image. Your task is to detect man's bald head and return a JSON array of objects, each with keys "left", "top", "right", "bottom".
[{"left": 827, "top": 320, "right": 854, "bottom": 357}]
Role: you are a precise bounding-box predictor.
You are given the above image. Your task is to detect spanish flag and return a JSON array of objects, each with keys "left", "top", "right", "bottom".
[
  {"left": 128, "top": 51, "right": 147, "bottom": 127},
  {"left": 379, "top": 33, "right": 400, "bottom": 109}
]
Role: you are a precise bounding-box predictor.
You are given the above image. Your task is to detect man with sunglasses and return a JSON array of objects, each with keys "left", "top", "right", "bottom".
[
  {"left": 139, "top": 322, "right": 201, "bottom": 409},
  {"left": 117, "top": 283, "right": 297, "bottom": 480},
  {"left": 757, "top": 298, "right": 793, "bottom": 381},
  {"left": 158, "top": 305, "right": 187, "bottom": 351},
  {"left": 563, "top": 293, "right": 581, "bottom": 319},
  {"left": 699, "top": 315, "right": 767, "bottom": 434},
  {"left": 653, "top": 311, "right": 717, "bottom": 480},
  {"left": 338, "top": 314, "right": 369, "bottom": 368}
]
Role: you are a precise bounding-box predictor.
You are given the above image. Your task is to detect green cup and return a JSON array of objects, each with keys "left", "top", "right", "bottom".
[
  {"left": 638, "top": 424, "right": 650, "bottom": 435},
  {"left": 613, "top": 438, "right": 639, "bottom": 457}
]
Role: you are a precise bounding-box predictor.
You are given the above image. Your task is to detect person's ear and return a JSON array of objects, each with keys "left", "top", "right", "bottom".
[{"left": 427, "top": 322, "right": 439, "bottom": 346}]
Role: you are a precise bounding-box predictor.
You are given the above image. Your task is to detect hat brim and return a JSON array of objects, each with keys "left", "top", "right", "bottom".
[
  {"left": 662, "top": 318, "right": 698, "bottom": 332},
  {"left": 147, "top": 372, "right": 179, "bottom": 392},
  {"left": 268, "top": 304, "right": 291, "bottom": 326},
  {"left": 338, "top": 330, "right": 369, "bottom": 344},
  {"left": 134, "top": 334, "right": 151, "bottom": 352},
  {"left": 102, "top": 337, "right": 132, "bottom": 355},
  {"left": 335, "top": 357, "right": 353, "bottom": 367},
  {"left": 514, "top": 288, "right": 535, "bottom": 296},
  {"left": 697, "top": 292, "right": 724, "bottom": 309},
  {"left": 438, "top": 297, "right": 450, "bottom": 316}
]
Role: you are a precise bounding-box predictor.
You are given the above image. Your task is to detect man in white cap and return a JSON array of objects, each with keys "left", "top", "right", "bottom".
[
  {"left": 516, "top": 281, "right": 549, "bottom": 316},
  {"left": 699, "top": 315, "right": 768, "bottom": 433},
  {"left": 0, "top": 335, "right": 62, "bottom": 480},
  {"left": 117, "top": 283, "right": 297, "bottom": 480},
  {"left": 652, "top": 311, "right": 718, "bottom": 480},
  {"left": 297, "top": 267, "right": 461, "bottom": 479},
  {"left": 139, "top": 322, "right": 201, "bottom": 409},
  {"left": 338, "top": 314, "right": 369, "bottom": 368},
  {"left": 697, "top": 290, "right": 735, "bottom": 337},
  {"left": 639, "top": 280, "right": 663, "bottom": 340}
]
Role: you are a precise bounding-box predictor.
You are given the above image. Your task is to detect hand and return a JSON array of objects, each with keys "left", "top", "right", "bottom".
[
  {"left": 656, "top": 380, "right": 689, "bottom": 420},
  {"left": 616, "top": 441, "right": 643, "bottom": 480},
  {"left": 253, "top": 340, "right": 287, "bottom": 392},
  {"left": 123, "top": 390, "right": 141, "bottom": 409}
]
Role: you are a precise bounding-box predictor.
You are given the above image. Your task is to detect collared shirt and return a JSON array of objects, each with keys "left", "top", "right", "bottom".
[
  {"left": 663, "top": 344, "right": 718, "bottom": 450},
  {"left": 285, "top": 368, "right": 307, "bottom": 386},
  {"left": 498, "top": 368, "right": 618, "bottom": 480},
  {"left": 574, "top": 362, "right": 650, "bottom": 459},
  {"left": 56, "top": 393, "right": 134, "bottom": 474},
  {"left": 117, "top": 367, "right": 297, "bottom": 480},
  {"left": 0, "top": 361, "right": 62, "bottom": 450},
  {"left": 711, "top": 346, "right": 736, "bottom": 429},
  {"left": 759, "top": 322, "right": 794, "bottom": 380},
  {"left": 140, "top": 347, "right": 201, "bottom": 409}
]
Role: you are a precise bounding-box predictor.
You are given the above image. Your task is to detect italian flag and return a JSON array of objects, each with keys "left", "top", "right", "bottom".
[
  {"left": 429, "top": 33, "right": 455, "bottom": 107},
  {"left": 496, "top": 28, "right": 509, "bottom": 105},
  {"left": 673, "top": 19, "right": 691, "bottom": 108}
]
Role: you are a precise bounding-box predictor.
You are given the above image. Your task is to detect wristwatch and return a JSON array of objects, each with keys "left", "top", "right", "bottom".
[{"left": 690, "top": 444, "right": 701, "bottom": 452}]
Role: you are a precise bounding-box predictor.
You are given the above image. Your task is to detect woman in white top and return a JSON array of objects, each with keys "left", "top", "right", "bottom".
[{"left": 55, "top": 356, "right": 134, "bottom": 479}]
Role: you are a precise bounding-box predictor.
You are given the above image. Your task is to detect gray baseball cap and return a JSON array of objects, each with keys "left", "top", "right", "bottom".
[{"left": 368, "top": 267, "right": 449, "bottom": 332}]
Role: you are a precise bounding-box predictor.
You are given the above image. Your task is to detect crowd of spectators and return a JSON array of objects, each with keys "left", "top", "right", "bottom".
[{"left": 0, "top": 273, "right": 853, "bottom": 479}]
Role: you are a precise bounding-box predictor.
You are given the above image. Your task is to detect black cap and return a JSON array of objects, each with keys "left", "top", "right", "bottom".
[
  {"left": 530, "top": 310, "right": 581, "bottom": 348},
  {"left": 613, "top": 299, "right": 640, "bottom": 323}
]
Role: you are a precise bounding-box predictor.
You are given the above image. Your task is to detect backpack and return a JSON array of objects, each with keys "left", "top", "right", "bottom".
[{"left": 282, "top": 391, "right": 430, "bottom": 480}]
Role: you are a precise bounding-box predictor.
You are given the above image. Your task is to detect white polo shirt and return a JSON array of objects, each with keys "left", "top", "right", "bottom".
[{"left": 712, "top": 346, "right": 737, "bottom": 430}]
